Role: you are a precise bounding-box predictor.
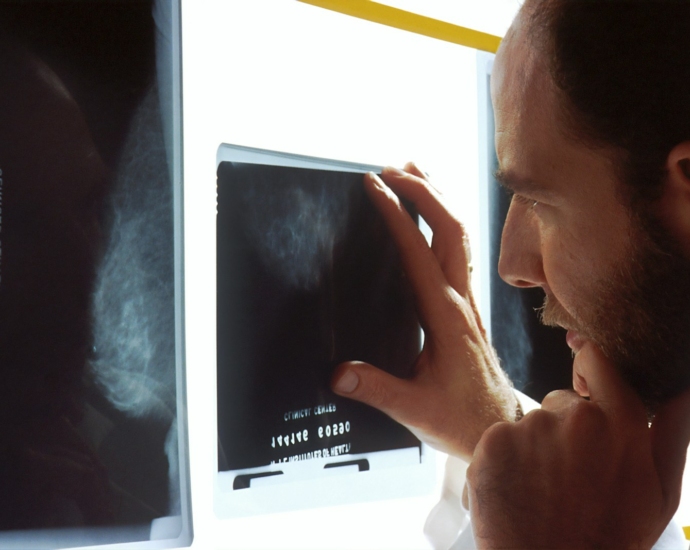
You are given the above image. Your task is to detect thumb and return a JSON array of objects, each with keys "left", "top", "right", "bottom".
[
  {"left": 650, "top": 386, "right": 690, "bottom": 509},
  {"left": 331, "top": 361, "right": 418, "bottom": 426}
]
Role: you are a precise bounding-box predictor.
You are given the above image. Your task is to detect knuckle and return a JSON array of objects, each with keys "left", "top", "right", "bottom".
[
  {"left": 448, "top": 216, "right": 466, "bottom": 237},
  {"left": 544, "top": 388, "right": 575, "bottom": 401},
  {"left": 406, "top": 172, "right": 431, "bottom": 193},
  {"left": 443, "top": 288, "right": 473, "bottom": 318},
  {"left": 567, "top": 400, "right": 607, "bottom": 430},
  {"left": 469, "top": 423, "right": 517, "bottom": 488},
  {"left": 541, "top": 389, "right": 578, "bottom": 410},
  {"left": 519, "top": 408, "right": 558, "bottom": 432},
  {"left": 539, "top": 390, "right": 609, "bottom": 435},
  {"left": 476, "top": 421, "right": 515, "bottom": 456},
  {"left": 360, "top": 375, "right": 389, "bottom": 408},
  {"left": 512, "top": 410, "right": 561, "bottom": 450},
  {"left": 447, "top": 219, "right": 470, "bottom": 252}
]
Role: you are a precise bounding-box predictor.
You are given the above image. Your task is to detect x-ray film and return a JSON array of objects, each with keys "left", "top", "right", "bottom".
[
  {"left": 0, "top": 1, "right": 191, "bottom": 548},
  {"left": 214, "top": 144, "right": 435, "bottom": 517}
]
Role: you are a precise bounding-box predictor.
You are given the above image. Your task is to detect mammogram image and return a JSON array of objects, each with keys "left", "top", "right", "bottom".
[
  {"left": 0, "top": 1, "right": 185, "bottom": 544},
  {"left": 216, "top": 162, "right": 421, "bottom": 474}
]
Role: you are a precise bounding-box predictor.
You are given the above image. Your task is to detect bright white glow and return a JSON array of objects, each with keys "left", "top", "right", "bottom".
[
  {"left": 182, "top": 0, "right": 690, "bottom": 546},
  {"left": 180, "top": 1, "right": 524, "bottom": 548}
]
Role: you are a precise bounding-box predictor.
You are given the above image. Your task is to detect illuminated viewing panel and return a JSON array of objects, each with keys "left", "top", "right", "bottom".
[
  {"left": 214, "top": 144, "right": 434, "bottom": 516},
  {"left": 0, "top": 1, "right": 191, "bottom": 548}
]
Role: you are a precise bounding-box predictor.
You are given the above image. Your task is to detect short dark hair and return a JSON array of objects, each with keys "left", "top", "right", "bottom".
[{"left": 528, "top": 0, "right": 690, "bottom": 208}]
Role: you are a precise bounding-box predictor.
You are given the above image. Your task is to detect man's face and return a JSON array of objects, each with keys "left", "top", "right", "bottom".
[{"left": 490, "top": 11, "right": 690, "bottom": 409}]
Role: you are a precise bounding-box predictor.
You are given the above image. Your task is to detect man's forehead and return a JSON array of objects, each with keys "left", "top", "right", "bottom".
[
  {"left": 490, "top": 8, "right": 561, "bottom": 173},
  {"left": 491, "top": 8, "right": 549, "bottom": 117}
]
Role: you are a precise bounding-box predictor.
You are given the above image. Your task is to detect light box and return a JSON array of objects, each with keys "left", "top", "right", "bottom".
[
  {"left": 0, "top": 1, "right": 191, "bottom": 548},
  {"left": 214, "top": 144, "right": 435, "bottom": 517}
]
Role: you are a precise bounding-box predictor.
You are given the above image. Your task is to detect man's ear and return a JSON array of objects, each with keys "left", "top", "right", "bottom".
[{"left": 660, "top": 142, "right": 690, "bottom": 254}]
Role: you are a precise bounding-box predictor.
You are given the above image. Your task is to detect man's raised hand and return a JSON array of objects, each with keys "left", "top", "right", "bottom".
[
  {"left": 331, "top": 164, "right": 518, "bottom": 461},
  {"left": 467, "top": 342, "right": 690, "bottom": 549}
]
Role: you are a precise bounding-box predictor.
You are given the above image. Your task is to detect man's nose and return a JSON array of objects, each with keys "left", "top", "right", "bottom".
[{"left": 497, "top": 200, "right": 545, "bottom": 288}]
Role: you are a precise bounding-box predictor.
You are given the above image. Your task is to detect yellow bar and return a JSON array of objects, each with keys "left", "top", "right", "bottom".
[
  {"left": 683, "top": 525, "right": 690, "bottom": 540},
  {"left": 297, "top": 0, "right": 502, "bottom": 53}
]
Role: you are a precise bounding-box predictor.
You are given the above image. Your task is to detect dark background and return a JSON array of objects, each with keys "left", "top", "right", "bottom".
[{"left": 0, "top": 0, "right": 156, "bottom": 172}]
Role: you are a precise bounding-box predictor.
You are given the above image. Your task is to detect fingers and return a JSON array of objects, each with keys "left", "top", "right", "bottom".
[
  {"left": 363, "top": 172, "right": 452, "bottom": 329},
  {"left": 402, "top": 161, "right": 428, "bottom": 180},
  {"left": 331, "top": 361, "right": 423, "bottom": 429},
  {"left": 403, "top": 162, "right": 443, "bottom": 196},
  {"left": 374, "top": 166, "right": 472, "bottom": 298},
  {"left": 401, "top": 162, "right": 444, "bottom": 196},
  {"left": 572, "top": 342, "right": 647, "bottom": 426},
  {"left": 540, "top": 389, "right": 581, "bottom": 417},
  {"left": 650, "top": 387, "right": 690, "bottom": 509},
  {"left": 542, "top": 343, "right": 690, "bottom": 519}
]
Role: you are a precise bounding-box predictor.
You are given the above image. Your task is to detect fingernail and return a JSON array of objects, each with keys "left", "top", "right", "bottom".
[
  {"left": 366, "top": 171, "right": 385, "bottom": 189},
  {"left": 383, "top": 166, "right": 405, "bottom": 176},
  {"left": 405, "top": 161, "right": 421, "bottom": 173},
  {"left": 334, "top": 370, "right": 359, "bottom": 394}
]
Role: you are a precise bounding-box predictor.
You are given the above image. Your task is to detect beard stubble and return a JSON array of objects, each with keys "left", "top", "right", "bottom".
[{"left": 539, "top": 208, "right": 690, "bottom": 412}]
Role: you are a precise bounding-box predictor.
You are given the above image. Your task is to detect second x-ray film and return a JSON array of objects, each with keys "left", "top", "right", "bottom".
[
  {"left": 0, "top": 1, "right": 191, "bottom": 548},
  {"left": 215, "top": 144, "right": 435, "bottom": 516}
]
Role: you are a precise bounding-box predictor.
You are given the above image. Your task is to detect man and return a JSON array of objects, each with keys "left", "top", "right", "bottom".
[{"left": 332, "top": 0, "right": 690, "bottom": 547}]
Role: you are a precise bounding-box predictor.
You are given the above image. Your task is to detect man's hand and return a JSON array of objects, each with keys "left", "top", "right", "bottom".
[
  {"left": 331, "top": 164, "right": 518, "bottom": 460},
  {"left": 467, "top": 342, "right": 690, "bottom": 549}
]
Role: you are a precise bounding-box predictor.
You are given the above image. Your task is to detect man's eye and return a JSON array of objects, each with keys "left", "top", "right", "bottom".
[{"left": 511, "top": 193, "right": 539, "bottom": 209}]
